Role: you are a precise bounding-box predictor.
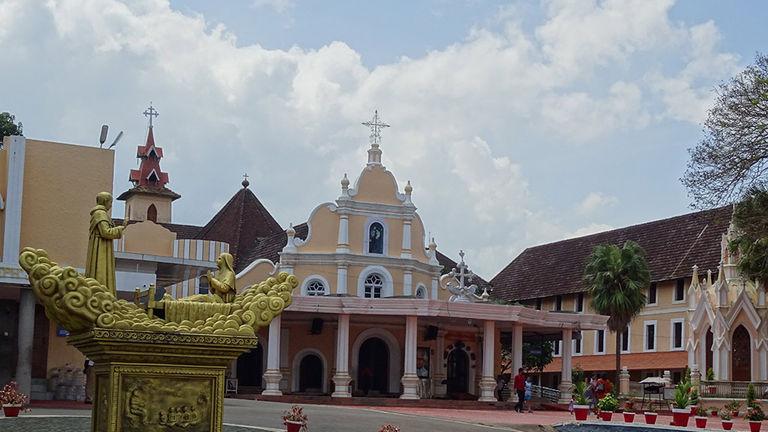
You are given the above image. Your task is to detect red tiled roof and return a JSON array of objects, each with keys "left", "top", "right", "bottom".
[
  {"left": 544, "top": 351, "right": 688, "bottom": 373},
  {"left": 195, "top": 186, "right": 283, "bottom": 272},
  {"left": 491, "top": 206, "right": 733, "bottom": 302}
]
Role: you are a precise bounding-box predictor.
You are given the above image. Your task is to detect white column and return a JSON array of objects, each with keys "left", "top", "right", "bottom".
[
  {"left": 336, "top": 213, "right": 350, "bottom": 253},
  {"left": 431, "top": 276, "right": 438, "bottom": 300},
  {"left": 400, "top": 316, "right": 420, "bottom": 399},
  {"left": 400, "top": 219, "right": 412, "bottom": 258},
  {"left": 332, "top": 314, "right": 352, "bottom": 397},
  {"left": 261, "top": 315, "right": 283, "bottom": 396},
  {"left": 478, "top": 320, "right": 497, "bottom": 402},
  {"left": 3, "top": 136, "right": 25, "bottom": 265},
  {"left": 558, "top": 328, "right": 573, "bottom": 404},
  {"left": 336, "top": 265, "right": 348, "bottom": 295},
  {"left": 511, "top": 324, "right": 523, "bottom": 402},
  {"left": 15, "top": 289, "right": 35, "bottom": 397},
  {"left": 433, "top": 330, "right": 447, "bottom": 397},
  {"left": 403, "top": 271, "right": 413, "bottom": 296}
]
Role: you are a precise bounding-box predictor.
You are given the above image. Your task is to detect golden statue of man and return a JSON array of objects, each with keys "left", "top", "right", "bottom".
[{"left": 86, "top": 192, "right": 124, "bottom": 296}]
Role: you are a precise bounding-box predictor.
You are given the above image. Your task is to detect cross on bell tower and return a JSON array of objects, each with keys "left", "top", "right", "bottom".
[
  {"left": 362, "top": 110, "right": 390, "bottom": 165},
  {"left": 143, "top": 103, "right": 159, "bottom": 128}
]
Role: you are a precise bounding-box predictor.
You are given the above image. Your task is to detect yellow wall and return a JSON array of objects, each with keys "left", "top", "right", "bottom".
[
  {"left": 299, "top": 205, "right": 338, "bottom": 254},
  {"left": 124, "top": 193, "right": 172, "bottom": 223},
  {"left": 238, "top": 261, "right": 279, "bottom": 288},
  {"left": 353, "top": 165, "right": 402, "bottom": 206},
  {"left": 122, "top": 221, "right": 176, "bottom": 256},
  {"left": 19, "top": 140, "right": 114, "bottom": 268},
  {"left": 46, "top": 321, "right": 84, "bottom": 372}
]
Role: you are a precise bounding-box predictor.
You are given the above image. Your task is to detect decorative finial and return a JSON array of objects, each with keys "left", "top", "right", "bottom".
[
  {"left": 242, "top": 173, "right": 250, "bottom": 188},
  {"left": 429, "top": 236, "right": 437, "bottom": 249},
  {"left": 287, "top": 222, "right": 296, "bottom": 237},
  {"left": 362, "top": 110, "right": 390, "bottom": 145},
  {"left": 143, "top": 102, "right": 159, "bottom": 128},
  {"left": 341, "top": 173, "right": 349, "bottom": 189},
  {"left": 405, "top": 180, "right": 412, "bottom": 194}
]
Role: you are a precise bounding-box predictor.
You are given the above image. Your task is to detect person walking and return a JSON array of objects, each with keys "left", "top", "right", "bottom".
[
  {"left": 513, "top": 368, "right": 526, "bottom": 412},
  {"left": 524, "top": 377, "right": 533, "bottom": 413}
]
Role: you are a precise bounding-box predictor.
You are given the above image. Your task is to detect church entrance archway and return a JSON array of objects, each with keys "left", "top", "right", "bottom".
[
  {"left": 447, "top": 348, "right": 469, "bottom": 394},
  {"left": 237, "top": 342, "right": 263, "bottom": 389},
  {"left": 299, "top": 354, "right": 323, "bottom": 393},
  {"left": 705, "top": 328, "right": 713, "bottom": 374},
  {"left": 358, "top": 337, "right": 389, "bottom": 395},
  {"left": 732, "top": 325, "right": 751, "bottom": 381}
]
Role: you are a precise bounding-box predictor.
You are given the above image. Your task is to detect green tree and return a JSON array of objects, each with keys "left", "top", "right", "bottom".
[
  {"left": 682, "top": 53, "right": 768, "bottom": 208},
  {"left": 584, "top": 240, "right": 650, "bottom": 384},
  {"left": 0, "top": 112, "right": 23, "bottom": 143},
  {"left": 729, "top": 187, "right": 768, "bottom": 283}
]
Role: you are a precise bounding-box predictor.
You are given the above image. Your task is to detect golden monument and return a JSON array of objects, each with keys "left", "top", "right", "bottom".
[
  {"left": 86, "top": 192, "right": 124, "bottom": 297},
  {"left": 20, "top": 193, "right": 296, "bottom": 432}
]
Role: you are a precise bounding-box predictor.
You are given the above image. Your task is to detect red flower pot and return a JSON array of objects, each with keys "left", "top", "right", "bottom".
[
  {"left": 623, "top": 412, "right": 635, "bottom": 423},
  {"left": 690, "top": 406, "right": 698, "bottom": 416},
  {"left": 600, "top": 411, "right": 613, "bottom": 422},
  {"left": 694, "top": 416, "right": 707, "bottom": 428},
  {"left": 732, "top": 410, "right": 740, "bottom": 418},
  {"left": 573, "top": 405, "right": 590, "bottom": 421},
  {"left": 672, "top": 408, "right": 691, "bottom": 427},
  {"left": 749, "top": 421, "right": 762, "bottom": 432},
  {"left": 285, "top": 421, "right": 304, "bottom": 432},
  {"left": 643, "top": 412, "right": 657, "bottom": 424},
  {"left": 712, "top": 410, "right": 719, "bottom": 417},
  {"left": 2, "top": 405, "right": 21, "bottom": 417},
  {"left": 722, "top": 420, "right": 734, "bottom": 430}
]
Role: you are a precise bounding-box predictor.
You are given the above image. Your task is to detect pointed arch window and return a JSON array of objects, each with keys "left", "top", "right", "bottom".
[
  {"left": 364, "top": 273, "right": 384, "bottom": 298},
  {"left": 147, "top": 204, "right": 157, "bottom": 222},
  {"left": 368, "top": 222, "right": 384, "bottom": 254}
]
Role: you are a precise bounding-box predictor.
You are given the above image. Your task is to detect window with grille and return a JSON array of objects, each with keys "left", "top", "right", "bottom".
[
  {"left": 306, "top": 279, "right": 326, "bottom": 296},
  {"left": 596, "top": 330, "right": 605, "bottom": 353},
  {"left": 672, "top": 320, "right": 684, "bottom": 349},
  {"left": 674, "top": 279, "right": 685, "bottom": 301},
  {"left": 648, "top": 282, "right": 657, "bottom": 304},
  {"left": 576, "top": 293, "right": 584, "bottom": 312},
  {"left": 364, "top": 273, "right": 383, "bottom": 298},
  {"left": 415, "top": 286, "right": 426, "bottom": 299}
]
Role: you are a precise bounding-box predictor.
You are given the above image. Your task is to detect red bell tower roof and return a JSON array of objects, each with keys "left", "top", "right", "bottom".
[{"left": 128, "top": 126, "right": 171, "bottom": 188}]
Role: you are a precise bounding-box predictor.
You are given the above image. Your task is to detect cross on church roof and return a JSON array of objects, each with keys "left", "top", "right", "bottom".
[
  {"left": 362, "top": 110, "right": 390, "bottom": 145},
  {"left": 143, "top": 103, "right": 159, "bottom": 128}
]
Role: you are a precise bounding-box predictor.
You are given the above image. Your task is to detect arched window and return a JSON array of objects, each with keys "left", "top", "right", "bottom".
[
  {"left": 415, "top": 285, "right": 426, "bottom": 299},
  {"left": 306, "top": 279, "right": 326, "bottom": 296},
  {"left": 364, "top": 273, "right": 384, "bottom": 298},
  {"left": 147, "top": 204, "right": 157, "bottom": 222},
  {"left": 368, "top": 222, "right": 384, "bottom": 254}
]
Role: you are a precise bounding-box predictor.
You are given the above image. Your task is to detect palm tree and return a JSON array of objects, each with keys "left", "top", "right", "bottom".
[{"left": 584, "top": 240, "right": 650, "bottom": 385}]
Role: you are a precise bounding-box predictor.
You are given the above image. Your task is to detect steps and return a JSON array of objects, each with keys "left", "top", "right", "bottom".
[
  {"left": 247, "top": 394, "right": 516, "bottom": 410},
  {"left": 30, "top": 378, "right": 53, "bottom": 401}
]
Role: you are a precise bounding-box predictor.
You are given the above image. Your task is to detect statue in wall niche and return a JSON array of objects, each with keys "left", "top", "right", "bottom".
[{"left": 86, "top": 192, "right": 124, "bottom": 297}]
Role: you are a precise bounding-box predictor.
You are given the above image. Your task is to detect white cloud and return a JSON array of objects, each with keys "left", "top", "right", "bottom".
[
  {"left": 576, "top": 192, "right": 618, "bottom": 215},
  {"left": 0, "top": 0, "right": 741, "bottom": 278},
  {"left": 564, "top": 223, "right": 614, "bottom": 239},
  {"left": 252, "top": 0, "right": 294, "bottom": 14}
]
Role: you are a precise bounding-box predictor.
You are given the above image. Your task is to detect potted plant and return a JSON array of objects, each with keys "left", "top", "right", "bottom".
[
  {"left": 688, "top": 388, "right": 700, "bottom": 416},
  {"left": 572, "top": 381, "right": 591, "bottom": 421},
  {"left": 671, "top": 382, "right": 691, "bottom": 427},
  {"left": 622, "top": 400, "right": 635, "bottom": 423},
  {"left": 694, "top": 406, "right": 708, "bottom": 429},
  {"left": 0, "top": 381, "right": 29, "bottom": 418},
  {"left": 726, "top": 400, "right": 742, "bottom": 418},
  {"left": 643, "top": 405, "right": 658, "bottom": 425},
  {"left": 709, "top": 406, "right": 719, "bottom": 417},
  {"left": 282, "top": 405, "right": 308, "bottom": 432},
  {"left": 746, "top": 404, "right": 766, "bottom": 432},
  {"left": 706, "top": 368, "right": 716, "bottom": 394},
  {"left": 597, "top": 394, "right": 619, "bottom": 422},
  {"left": 378, "top": 425, "right": 400, "bottom": 432},
  {"left": 720, "top": 409, "right": 734, "bottom": 431}
]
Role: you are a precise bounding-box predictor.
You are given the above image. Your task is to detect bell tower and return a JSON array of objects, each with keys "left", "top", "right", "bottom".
[{"left": 117, "top": 104, "right": 180, "bottom": 223}]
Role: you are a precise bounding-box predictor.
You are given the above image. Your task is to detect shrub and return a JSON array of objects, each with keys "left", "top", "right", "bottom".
[
  {"left": 747, "top": 383, "right": 758, "bottom": 407},
  {"left": 0, "top": 381, "right": 29, "bottom": 407},
  {"left": 673, "top": 383, "right": 691, "bottom": 409},
  {"left": 706, "top": 368, "right": 715, "bottom": 381},
  {"left": 597, "top": 394, "right": 619, "bottom": 412},
  {"left": 719, "top": 409, "right": 732, "bottom": 421},
  {"left": 746, "top": 405, "right": 766, "bottom": 422},
  {"left": 282, "top": 405, "right": 308, "bottom": 430},
  {"left": 573, "top": 381, "right": 589, "bottom": 405}
]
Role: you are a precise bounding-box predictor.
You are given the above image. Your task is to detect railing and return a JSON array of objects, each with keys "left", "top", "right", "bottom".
[
  {"left": 700, "top": 381, "right": 768, "bottom": 399},
  {"left": 531, "top": 384, "right": 561, "bottom": 403}
]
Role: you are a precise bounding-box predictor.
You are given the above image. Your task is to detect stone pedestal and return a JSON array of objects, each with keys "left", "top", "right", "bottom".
[
  {"left": 400, "top": 374, "right": 421, "bottom": 400},
  {"left": 619, "top": 366, "right": 630, "bottom": 396},
  {"left": 69, "top": 328, "right": 256, "bottom": 432},
  {"left": 478, "top": 377, "right": 497, "bottom": 402},
  {"left": 331, "top": 372, "right": 352, "bottom": 398}
]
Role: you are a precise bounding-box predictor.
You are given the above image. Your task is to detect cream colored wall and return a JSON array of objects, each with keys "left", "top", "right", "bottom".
[
  {"left": 46, "top": 321, "right": 84, "bottom": 372},
  {"left": 297, "top": 205, "right": 338, "bottom": 254},
  {"left": 353, "top": 166, "right": 402, "bottom": 206},
  {"left": 122, "top": 221, "right": 175, "bottom": 256},
  {"left": 411, "top": 214, "right": 429, "bottom": 261},
  {"left": 125, "top": 194, "right": 172, "bottom": 223},
  {"left": 19, "top": 140, "right": 114, "bottom": 268},
  {"left": 238, "top": 261, "right": 278, "bottom": 288}
]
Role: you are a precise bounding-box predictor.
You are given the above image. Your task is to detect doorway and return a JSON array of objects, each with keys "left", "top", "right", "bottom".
[
  {"left": 236, "top": 342, "right": 263, "bottom": 388},
  {"left": 447, "top": 349, "right": 469, "bottom": 394},
  {"left": 731, "top": 325, "right": 751, "bottom": 381},
  {"left": 358, "top": 337, "right": 389, "bottom": 395},
  {"left": 298, "top": 354, "right": 323, "bottom": 393}
]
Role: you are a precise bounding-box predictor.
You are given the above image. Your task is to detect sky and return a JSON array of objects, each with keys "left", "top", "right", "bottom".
[{"left": 1, "top": 0, "right": 766, "bottom": 278}]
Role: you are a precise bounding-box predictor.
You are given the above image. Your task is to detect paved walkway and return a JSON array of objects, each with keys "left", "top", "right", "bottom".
[{"left": 2, "top": 401, "right": 762, "bottom": 431}]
